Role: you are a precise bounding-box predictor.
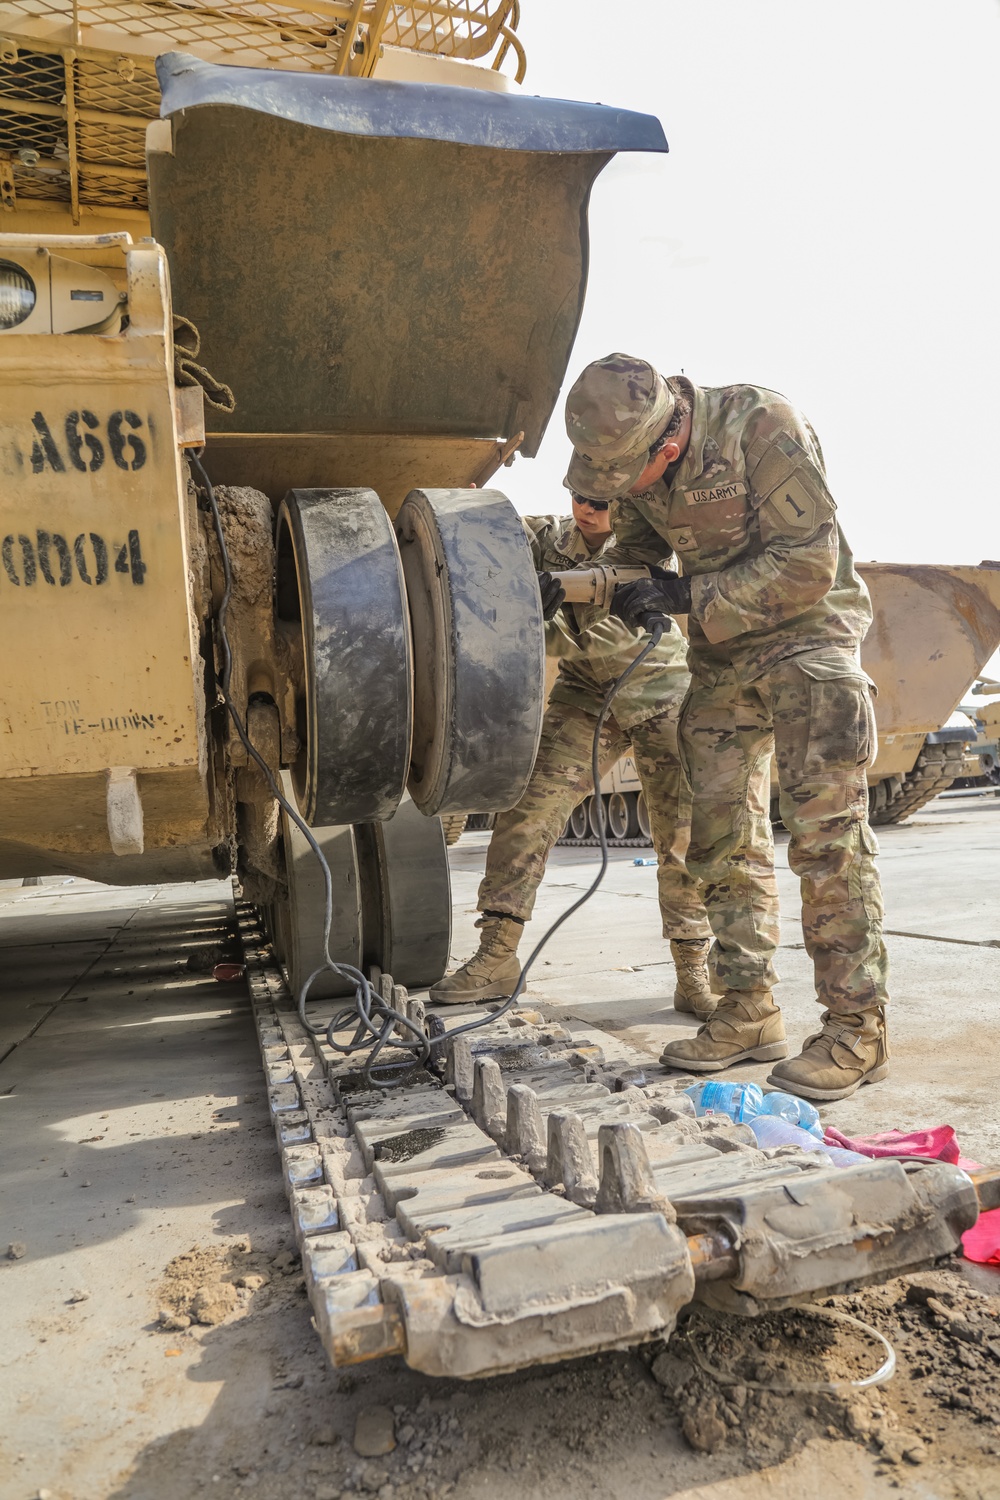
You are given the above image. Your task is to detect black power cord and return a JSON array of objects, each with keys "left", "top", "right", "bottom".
[
  {"left": 193, "top": 448, "right": 667, "bottom": 1088},
  {"left": 192, "top": 451, "right": 428, "bottom": 1089},
  {"left": 430, "top": 617, "right": 667, "bottom": 1054}
]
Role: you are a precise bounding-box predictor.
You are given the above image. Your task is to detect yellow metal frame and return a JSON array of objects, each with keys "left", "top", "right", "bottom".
[
  {"left": 0, "top": 230, "right": 214, "bottom": 864},
  {"left": 0, "top": 1, "right": 525, "bottom": 222}
]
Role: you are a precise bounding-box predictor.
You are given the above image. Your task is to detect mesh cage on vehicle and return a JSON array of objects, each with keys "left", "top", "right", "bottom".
[{"left": 0, "top": 1, "right": 524, "bottom": 217}]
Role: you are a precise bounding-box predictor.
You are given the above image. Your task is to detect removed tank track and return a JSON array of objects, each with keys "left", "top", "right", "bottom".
[{"left": 238, "top": 901, "right": 981, "bottom": 1381}]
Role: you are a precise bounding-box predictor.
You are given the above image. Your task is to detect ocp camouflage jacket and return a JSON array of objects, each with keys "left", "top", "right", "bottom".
[{"left": 598, "top": 381, "right": 872, "bottom": 680}]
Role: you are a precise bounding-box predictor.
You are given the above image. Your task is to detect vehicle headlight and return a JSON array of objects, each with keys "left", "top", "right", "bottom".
[{"left": 0, "top": 259, "right": 36, "bottom": 330}]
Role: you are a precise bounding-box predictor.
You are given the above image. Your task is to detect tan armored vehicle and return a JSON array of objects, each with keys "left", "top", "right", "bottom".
[
  {"left": 557, "top": 562, "right": 1000, "bottom": 845},
  {"left": 0, "top": 0, "right": 673, "bottom": 993}
]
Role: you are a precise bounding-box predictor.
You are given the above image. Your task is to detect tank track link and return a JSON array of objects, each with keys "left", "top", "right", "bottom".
[
  {"left": 440, "top": 813, "right": 469, "bottom": 847},
  {"left": 237, "top": 901, "right": 980, "bottom": 1380},
  {"left": 555, "top": 835, "right": 652, "bottom": 849},
  {"left": 869, "top": 740, "right": 967, "bottom": 826}
]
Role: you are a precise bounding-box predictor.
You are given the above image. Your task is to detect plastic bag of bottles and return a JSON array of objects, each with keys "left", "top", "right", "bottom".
[
  {"left": 748, "top": 1115, "right": 868, "bottom": 1167},
  {"left": 683, "top": 1082, "right": 825, "bottom": 1138}
]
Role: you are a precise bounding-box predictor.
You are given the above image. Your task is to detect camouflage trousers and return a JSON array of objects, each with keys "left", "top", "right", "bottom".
[
  {"left": 679, "top": 647, "right": 889, "bottom": 1014},
  {"left": 478, "top": 698, "right": 711, "bottom": 941}
]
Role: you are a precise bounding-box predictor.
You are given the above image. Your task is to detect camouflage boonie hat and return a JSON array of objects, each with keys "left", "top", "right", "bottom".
[{"left": 563, "top": 353, "right": 675, "bottom": 500}]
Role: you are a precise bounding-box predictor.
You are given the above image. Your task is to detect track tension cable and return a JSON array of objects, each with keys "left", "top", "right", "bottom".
[{"left": 194, "top": 449, "right": 666, "bottom": 1090}]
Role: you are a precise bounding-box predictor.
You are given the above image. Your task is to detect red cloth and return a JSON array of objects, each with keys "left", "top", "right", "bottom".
[
  {"left": 962, "top": 1214, "right": 1000, "bottom": 1267},
  {"left": 823, "top": 1125, "right": 1000, "bottom": 1267},
  {"left": 824, "top": 1125, "right": 961, "bottom": 1164}
]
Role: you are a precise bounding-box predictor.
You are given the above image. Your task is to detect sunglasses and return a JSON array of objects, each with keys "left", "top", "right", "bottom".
[{"left": 572, "top": 496, "right": 610, "bottom": 512}]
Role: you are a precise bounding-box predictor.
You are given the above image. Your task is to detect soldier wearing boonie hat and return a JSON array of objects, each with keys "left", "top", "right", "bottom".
[{"left": 555, "top": 352, "right": 889, "bottom": 1104}]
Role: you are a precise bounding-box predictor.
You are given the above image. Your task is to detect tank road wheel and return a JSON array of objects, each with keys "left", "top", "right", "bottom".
[
  {"left": 275, "top": 488, "right": 411, "bottom": 826},
  {"left": 569, "top": 801, "right": 590, "bottom": 839},
  {"left": 588, "top": 793, "right": 609, "bottom": 839},
  {"left": 395, "top": 488, "right": 545, "bottom": 816},
  {"left": 273, "top": 777, "right": 364, "bottom": 1002},
  {"left": 636, "top": 792, "right": 652, "bottom": 841},
  {"left": 608, "top": 792, "right": 636, "bottom": 840},
  {"left": 354, "top": 795, "right": 452, "bottom": 990}
]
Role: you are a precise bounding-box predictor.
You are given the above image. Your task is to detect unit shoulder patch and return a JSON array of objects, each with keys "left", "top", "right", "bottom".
[{"left": 761, "top": 472, "right": 834, "bottom": 535}]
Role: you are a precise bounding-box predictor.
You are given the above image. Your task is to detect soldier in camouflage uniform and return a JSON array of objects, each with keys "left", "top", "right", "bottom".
[
  {"left": 557, "top": 353, "right": 889, "bottom": 1102},
  {"left": 430, "top": 493, "right": 713, "bottom": 1013}
]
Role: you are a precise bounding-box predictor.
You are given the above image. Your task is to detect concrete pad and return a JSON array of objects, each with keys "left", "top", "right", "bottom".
[
  {"left": 2, "top": 795, "right": 998, "bottom": 1500},
  {"left": 447, "top": 795, "right": 1000, "bottom": 1165}
]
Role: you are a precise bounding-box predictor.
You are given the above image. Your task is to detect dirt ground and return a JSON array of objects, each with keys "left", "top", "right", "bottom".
[{"left": 2, "top": 792, "right": 999, "bottom": 1500}]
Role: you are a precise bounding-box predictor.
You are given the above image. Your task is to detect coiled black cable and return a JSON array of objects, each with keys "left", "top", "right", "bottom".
[
  {"left": 429, "top": 617, "right": 667, "bottom": 1055},
  {"left": 192, "top": 452, "right": 427, "bottom": 1089}
]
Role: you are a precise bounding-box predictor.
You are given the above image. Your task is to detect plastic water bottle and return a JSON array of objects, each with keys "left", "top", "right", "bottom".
[
  {"left": 684, "top": 1080, "right": 764, "bottom": 1124},
  {"left": 757, "top": 1090, "right": 824, "bottom": 1139},
  {"left": 748, "top": 1116, "right": 826, "bottom": 1152},
  {"left": 748, "top": 1115, "right": 868, "bottom": 1167},
  {"left": 633, "top": 857, "right": 657, "bottom": 866},
  {"left": 820, "top": 1145, "right": 872, "bottom": 1168}
]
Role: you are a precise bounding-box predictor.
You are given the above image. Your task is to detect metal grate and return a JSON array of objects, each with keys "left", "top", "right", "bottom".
[
  {"left": 5, "top": 1, "right": 370, "bottom": 72},
  {"left": 0, "top": 46, "right": 63, "bottom": 102},
  {"left": 2, "top": 0, "right": 522, "bottom": 70},
  {"left": 77, "top": 118, "right": 145, "bottom": 167},
  {"left": 382, "top": 0, "right": 517, "bottom": 60},
  {"left": 0, "top": 1, "right": 524, "bottom": 219},
  {"left": 78, "top": 164, "right": 147, "bottom": 207},
  {"left": 11, "top": 158, "right": 69, "bottom": 198},
  {"left": 75, "top": 54, "right": 160, "bottom": 115},
  {"left": 0, "top": 105, "right": 65, "bottom": 156}
]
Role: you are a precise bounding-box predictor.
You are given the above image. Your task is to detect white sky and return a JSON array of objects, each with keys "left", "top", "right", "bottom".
[{"left": 498, "top": 0, "right": 1000, "bottom": 579}]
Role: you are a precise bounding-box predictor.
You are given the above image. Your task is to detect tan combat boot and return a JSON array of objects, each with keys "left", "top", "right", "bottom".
[
  {"left": 660, "top": 989, "right": 788, "bottom": 1073},
  {"left": 767, "top": 1008, "right": 889, "bottom": 1101},
  {"left": 670, "top": 939, "right": 715, "bottom": 1021},
  {"left": 428, "top": 915, "right": 523, "bottom": 1005}
]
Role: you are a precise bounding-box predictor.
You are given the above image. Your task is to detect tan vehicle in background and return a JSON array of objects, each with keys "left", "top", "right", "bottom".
[
  {"left": 955, "top": 681, "right": 1000, "bottom": 788},
  {"left": 558, "top": 563, "right": 1000, "bottom": 845}
]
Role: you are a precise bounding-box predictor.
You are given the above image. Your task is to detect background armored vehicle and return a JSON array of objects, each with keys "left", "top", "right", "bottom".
[
  {"left": 557, "top": 562, "right": 1000, "bottom": 846},
  {"left": 953, "top": 678, "right": 1000, "bottom": 788}
]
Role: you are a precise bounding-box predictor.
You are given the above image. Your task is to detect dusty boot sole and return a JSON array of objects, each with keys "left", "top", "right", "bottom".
[
  {"left": 428, "top": 980, "right": 518, "bottom": 1006},
  {"left": 660, "top": 1039, "right": 788, "bottom": 1073},
  {"left": 766, "top": 1059, "right": 889, "bottom": 1101}
]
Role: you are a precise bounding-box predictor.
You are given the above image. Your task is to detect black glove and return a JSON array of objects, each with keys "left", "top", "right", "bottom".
[
  {"left": 537, "top": 570, "right": 566, "bottom": 622},
  {"left": 610, "top": 570, "right": 692, "bottom": 631}
]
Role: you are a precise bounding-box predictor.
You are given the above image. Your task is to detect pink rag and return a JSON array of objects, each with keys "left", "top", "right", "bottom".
[{"left": 823, "top": 1125, "right": 1000, "bottom": 1267}]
